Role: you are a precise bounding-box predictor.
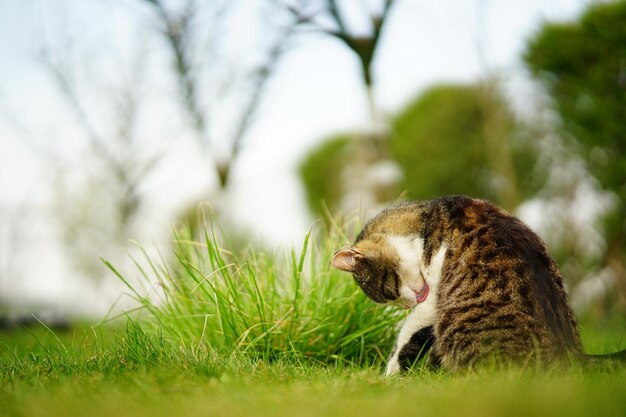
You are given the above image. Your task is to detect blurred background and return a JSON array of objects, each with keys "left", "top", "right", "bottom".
[{"left": 1, "top": 0, "right": 625, "bottom": 326}]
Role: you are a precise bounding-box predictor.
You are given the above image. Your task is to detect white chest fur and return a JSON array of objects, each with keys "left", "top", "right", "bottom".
[{"left": 385, "top": 235, "right": 447, "bottom": 376}]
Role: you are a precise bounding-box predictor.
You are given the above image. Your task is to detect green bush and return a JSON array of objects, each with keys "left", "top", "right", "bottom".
[
  {"left": 391, "top": 84, "right": 490, "bottom": 201},
  {"left": 299, "top": 135, "right": 351, "bottom": 216},
  {"left": 299, "top": 83, "right": 545, "bottom": 217}
]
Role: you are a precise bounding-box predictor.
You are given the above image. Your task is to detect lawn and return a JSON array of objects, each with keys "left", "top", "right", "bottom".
[
  {"left": 2, "top": 330, "right": 625, "bottom": 417},
  {"left": 2, "top": 222, "right": 626, "bottom": 417}
]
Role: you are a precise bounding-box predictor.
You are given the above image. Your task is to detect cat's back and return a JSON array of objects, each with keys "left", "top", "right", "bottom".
[{"left": 432, "top": 196, "right": 582, "bottom": 369}]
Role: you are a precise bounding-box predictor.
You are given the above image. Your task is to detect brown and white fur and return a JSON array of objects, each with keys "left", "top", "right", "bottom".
[{"left": 332, "top": 196, "right": 624, "bottom": 375}]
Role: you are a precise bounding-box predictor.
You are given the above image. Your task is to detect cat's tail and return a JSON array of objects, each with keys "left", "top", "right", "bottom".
[{"left": 581, "top": 349, "right": 626, "bottom": 364}]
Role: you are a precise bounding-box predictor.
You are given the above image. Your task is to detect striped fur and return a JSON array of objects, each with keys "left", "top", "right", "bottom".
[{"left": 333, "top": 195, "right": 584, "bottom": 373}]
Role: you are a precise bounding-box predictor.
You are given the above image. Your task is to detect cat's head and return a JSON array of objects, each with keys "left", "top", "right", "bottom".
[{"left": 331, "top": 234, "right": 428, "bottom": 309}]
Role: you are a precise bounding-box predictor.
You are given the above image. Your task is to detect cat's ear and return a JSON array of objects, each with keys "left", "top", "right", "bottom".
[{"left": 331, "top": 247, "right": 362, "bottom": 272}]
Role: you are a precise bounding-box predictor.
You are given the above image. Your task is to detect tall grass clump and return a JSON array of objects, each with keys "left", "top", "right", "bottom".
[{"left": 105, "top": 216, "right": 402, "bottom": 366}]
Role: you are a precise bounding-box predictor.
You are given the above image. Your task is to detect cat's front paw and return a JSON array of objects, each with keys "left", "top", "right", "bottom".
[{"left": 384, "top": 358, "right": 401, "bottom": 377}]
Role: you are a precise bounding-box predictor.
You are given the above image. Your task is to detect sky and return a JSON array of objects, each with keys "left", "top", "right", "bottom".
[{"left": 0, "top": 0, "right": 591, "bottom": 316}]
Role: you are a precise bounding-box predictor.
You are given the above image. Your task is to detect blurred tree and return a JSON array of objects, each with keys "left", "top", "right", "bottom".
[
  {"left": 279, "top": 0, "right": 396, "bottom": 121},
  {"left": 133, "top": 0, "right": 307, "bottom": 241},
  {"left": 299, "top": 134, "right": 350, "bottom": 217},
  {"left": 300, "top": 81, "right": 545, "bottom": 216},
  {"left": 524, "top": 0, "right": 626, "bottom": 313},
  {"left": 39, "top": 43, "right": 166, "bottom": 281},
  {"left": 0, "top": 203, "right": 27, "bottom": 314},
  {"left": 391, "top": 82, "right": 544, "bottom": 209},
  {"left": 281, "top": 0, "right": 401, "bottom": 214},
  {"left": 137, "top": 0, "right": 296, "bottom": 189},
  {"left": 31, "top": 1, "right": 295, "bottom": 281}
]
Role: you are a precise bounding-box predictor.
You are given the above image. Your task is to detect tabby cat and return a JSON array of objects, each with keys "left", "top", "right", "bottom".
[{"left": 331, "top": 195, "right": 625, "bottom": 375}]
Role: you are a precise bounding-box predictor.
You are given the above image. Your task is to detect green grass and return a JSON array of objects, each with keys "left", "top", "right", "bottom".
[
  {"left": 1, "top": 219, "right": 626, "bottom": 417},
  {"left": 2, "top": 346, "right": 625, "bottom": 417},
  {"left": 101, "top": 217, "right": 401, "bottom": 365}
]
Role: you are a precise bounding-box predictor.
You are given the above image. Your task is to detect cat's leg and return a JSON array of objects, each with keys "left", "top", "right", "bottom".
[
  {"left": 397, "top": 326, "right": 435, "bottom": 369},
  {"left": 426, "top": 343, "right": 442, "bottom": 370},
  {"left": 385, "top": 305, "right": 437, "bottom": 377}
]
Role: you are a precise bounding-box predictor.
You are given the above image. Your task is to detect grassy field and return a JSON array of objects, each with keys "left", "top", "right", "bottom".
[
  {"left": 2, "top": 328, "right": 625, "bottom": 417},
  {"left": 2, "top": 221, "right": 626, "bottom": 417}
]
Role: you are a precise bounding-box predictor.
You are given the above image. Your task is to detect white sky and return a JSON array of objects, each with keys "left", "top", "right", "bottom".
[{"left": 0, "top": 0, "right": 590, "bottom": 315}]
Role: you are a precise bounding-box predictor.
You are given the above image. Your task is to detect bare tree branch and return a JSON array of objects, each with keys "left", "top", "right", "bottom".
[
  {"left": 326, "top": 0, "right": 348, "bottom": 33},
  {"left": 219, "top": 21, "right": 297, "bottom": 187},
  {"left": 39, "top": 34, "right": 167, "bottom": 245},
  {"left": 146, "top": 0, "right": 209, "bottom": 137},
  {"left": 137, "top": 0, "right": 297, "bottom": 189},
  {"left": 277, "top": 0, "right": 397, "bottom": 89},
  {"left": 39, "top": 46, "right": 120, "bottom": 168}
]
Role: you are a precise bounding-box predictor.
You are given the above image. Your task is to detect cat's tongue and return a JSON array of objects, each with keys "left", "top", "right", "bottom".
[{"left": 415, "top": 281, "right": 429, "bottom": 303}]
